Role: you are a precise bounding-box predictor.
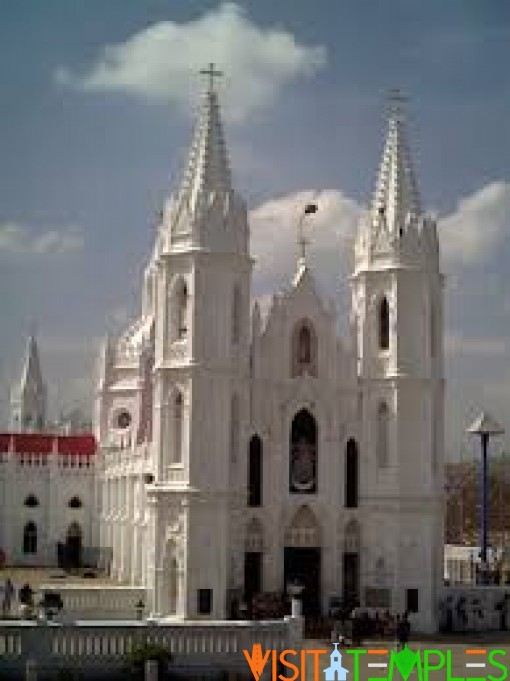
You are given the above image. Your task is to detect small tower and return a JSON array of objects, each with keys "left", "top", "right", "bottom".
[
  {"left": 352, "top": 93, "right": 444, "bottom": 631},
  {"left": 10, "top": 333, "right": 47, "bottom": 432}
]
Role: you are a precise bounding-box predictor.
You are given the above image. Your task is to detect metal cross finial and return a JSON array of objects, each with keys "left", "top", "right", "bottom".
[
  {"left": 388, "top": 88, "right": 408, "bottom": 122},
  {"left": 200, "top": 63, "right": 223, "bottom": 93},
  {"left": 297, "top": 192, "right": 320, "bottom": 264}
]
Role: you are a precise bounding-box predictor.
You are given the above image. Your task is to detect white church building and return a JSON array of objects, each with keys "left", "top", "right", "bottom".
[{"left": 92, "top": 76, "right": 445, "bottom": 632}]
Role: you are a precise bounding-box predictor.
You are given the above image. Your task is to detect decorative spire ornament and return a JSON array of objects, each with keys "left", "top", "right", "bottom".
[
  {"left": 371, "top": 89, "right": 421, "bottom": 235},
  {"left": 199, "top": 62, "right": 223, "bottom": 93},
  {"left": 297, "top": 193, "right": 320, "bottom": 266}
]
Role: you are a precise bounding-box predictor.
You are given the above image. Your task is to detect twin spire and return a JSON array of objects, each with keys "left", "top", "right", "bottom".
[
  {"left": 371, "top": 90, "right": 422, "bottom": 234},
  {"left": 173, "top": 63, "right": 232, "bottom": 221},
  {"left": 166, "top": 71, "right": 423, "bottom": 261}
]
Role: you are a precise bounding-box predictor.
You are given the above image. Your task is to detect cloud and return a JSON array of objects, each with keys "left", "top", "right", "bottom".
[
  {"left": 0, "top": 223, "right": 84, "bottom": 255},
  {"left": 55, "top": 3, "right": 326, "bottom": 122},
  {"left": 439, "top": 181, "right": 510, "bottom": 267},
  {"left": 250, "top": 189, "right": 361, "bottom": 295}
]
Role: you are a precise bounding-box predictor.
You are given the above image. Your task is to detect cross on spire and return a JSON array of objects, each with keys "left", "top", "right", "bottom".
[
  {"left": 200, "top": 63, "right": 223, "bottom": 93},
  {"left": 387, "top": 87, "right": 407, "bottom": 122},
  {"left": 297, "top": 194, "right": 319, "bottom": 264}
]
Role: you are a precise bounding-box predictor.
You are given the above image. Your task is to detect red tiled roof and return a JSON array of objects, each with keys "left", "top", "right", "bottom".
[
  {"left": 12, "top": 434, "right": 53, "bottom": 453},
  {"left": 57, "top": 434, "right": 96, "bottom": 455},
  {"left": 0, "top": 433, "right": 96, "bottom": 456}
]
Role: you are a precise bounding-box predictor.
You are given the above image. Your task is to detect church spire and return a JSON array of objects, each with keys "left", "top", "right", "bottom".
[
  {"left": 20, "top": 332, "right": 44, "bottom": 392},
  {"left": 10, "top": 331, "right": 47, "bottom": 431},
  {"left": 173, "top": 65, "right": 232, "bottom": 221},
  {"left": 371, "top": 90, "right": 422, "bottom": 235},
  {"left": 160, "top": 64, "right": 247, "bottom": 254}
]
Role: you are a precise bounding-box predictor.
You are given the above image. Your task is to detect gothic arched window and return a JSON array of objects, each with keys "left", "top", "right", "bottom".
[
  {"left": 23, "top": 521, "right": 37, "bottom": 554},
  {"left": 291, "top": 321, "right": 318, "bottom": 377},
  {"left": 379, "top": 296, "right": 390, "bottom": 350},
  {"left": 248, "top": 435, "right": 263, "bottom": 507},
  {"left": 24, "top": 494, "right": 39, "bottom": 508},
  {"left": 68, "top": 496, "right": 83, "bottom": 509},
  {"left": 174, "top": 392, "right": 184, "bottom": 464},
  {"left": 377, "top": 402, "right": 390, "bottom": 468},
  {"left": 177, "top": 280, "right": 188, "bottom": 340},
  {"left": 232, "top": 284, "right": 242, "bottom": 345},
  {"left": 430, "top": 302, "right": 436, "bottom": 360},
  {"left": 290, "top": 409, "right": 317, "bottom": 494},
  {"left": 230, "top": 394, "right": 239, "bottom": 463},
  {"left": 345, "top": 438, "right": 359, "bottom": 508},
  {"left": 299, "top": 326, "right": 311, "bottom": 364}
]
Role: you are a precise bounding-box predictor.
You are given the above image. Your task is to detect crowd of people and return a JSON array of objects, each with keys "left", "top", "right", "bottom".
[
  {"left": 1, "top": 578, "right": 35, "bottom": 617},
  {"left": 338, "top": 609, "right": 411, "bottom": 647}
]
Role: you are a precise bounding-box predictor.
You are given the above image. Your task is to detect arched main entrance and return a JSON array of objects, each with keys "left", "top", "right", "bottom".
[
  {"left": 66, "top": 522, "right": 82, "bottom": 569},
  {"left": 284, "top": 505, "right": 321, "bottom": 616}
]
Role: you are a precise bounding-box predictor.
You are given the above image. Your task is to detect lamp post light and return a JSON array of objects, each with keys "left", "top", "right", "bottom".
[{"left": 467, "top": 412, "right": 505, "bottom": 584}]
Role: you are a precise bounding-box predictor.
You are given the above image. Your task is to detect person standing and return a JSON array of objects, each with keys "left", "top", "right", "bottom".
[
  {"left": 396, "top": 612, "right": 411, "bottom": 650},
  {"left": 1, "top": 578, "right": 14, "bottom": 617}
]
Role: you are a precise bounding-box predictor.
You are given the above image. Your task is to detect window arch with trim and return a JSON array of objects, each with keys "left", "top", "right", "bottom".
[
  {"left": 24, "top": 494, "right": 39, "bottom": 508},
  {"left": 345, "top": 438, "right": 359, "bottom": 508},
  {"left": 377, "top": 402, "right": 390, "bottom": 468},
  {"left": 248, "top": 435, "right": 263, "bottom": 507},
  {"left": 168, "top": 276, "right": 189, "bottom": 342},
  {"left": 289, "top": 409, "right": 317, "bottom": 494},
  {"left": 378, "top": 296, "right": 390, "bottom": 350},
  {"left": 230, "top": 394, "right": 240, "bottom": 463},
  {"left": 23, "top": 521, "right": 37, "bottom": 554},
  {"left": 291, "top": 320, "right": 318, "bottom": 377},
  {"left": 173, "top": 391, "right": 184, "bottom": 464},
  {"left": 68, "top": 496, "right": 83, "bottom": 509},
  {"left": 232, "top": 284, "right": 242, "bottom": 345}
]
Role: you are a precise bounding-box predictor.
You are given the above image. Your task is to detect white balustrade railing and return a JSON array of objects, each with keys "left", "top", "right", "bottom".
[
  {"left": 0, "top": 617, "right": 301, "bottom": 676},
  {"left": 38, "top": 584, "right": 147, "bottom": 620}
]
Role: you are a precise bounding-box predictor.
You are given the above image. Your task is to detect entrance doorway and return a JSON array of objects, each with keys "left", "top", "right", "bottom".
[
  {"left": 284, "top": 547, "right": 321, "bottom": 616},
  {"left": 66, "top": 522, "right": 82, "bottom": 569},
  {"left": 244, "top": 551, "right": 262, "bottom": 614},
  {"left": 343, "top": 552, "right": 359, "bottom": 607}
]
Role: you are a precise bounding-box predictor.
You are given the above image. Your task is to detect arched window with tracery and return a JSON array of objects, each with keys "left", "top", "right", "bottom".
[
  {"left": 177, "top": 280, "right": 188, "bottom": 339},
  {"left": 345, "top": 438, "right": 359, "bottom": 508},
  {"left": 168, "top": 276, "right": 189, "bottom": 343},
  {"left": 232, "top": 284, "right": 242, "bottom": 345},
  {"left": 23, "top": 521, "right": 37, "bottom": 554},
  {"left": 379, "top": 296, "right": 390, "bottom": 350},
  {"left": 377, "top": 402, "right": 390, "bottom": 468},
  {"left": 248, "top": 435, "right": 263, "bottom": 507},
  {"left": 290, "top": 409, "right": 317, "bottom": 494},
  {"left": 230, "top": 394, "right": 239, "bottom": 463},
  {"left": 174, "top": 392, "right": 184, "bottom": 464},
  {"left": 291, "top": 321, "right": 318, "bottom": 377}
]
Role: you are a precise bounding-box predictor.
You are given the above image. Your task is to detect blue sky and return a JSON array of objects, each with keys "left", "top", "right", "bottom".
[{"left": 0, "top": 1, "right": 509, "bottom": 458}]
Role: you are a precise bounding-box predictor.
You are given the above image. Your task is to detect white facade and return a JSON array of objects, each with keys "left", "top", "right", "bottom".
[
  {"left": 1, "top": 337, "right": 97, "bottom": 568},
  {"left": 0, "top": 434, "right": 96, "bottom": 567},
  {"left": 94, "top": 83, "right": 445, "bottom": 632}
]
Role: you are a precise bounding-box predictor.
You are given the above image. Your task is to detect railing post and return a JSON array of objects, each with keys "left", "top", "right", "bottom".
[
  {"left": 25, "top": 659, "right": 37, "bottom": 681},
  {"left": 145, "top": 659, "right": 158, "bottom": 681}
]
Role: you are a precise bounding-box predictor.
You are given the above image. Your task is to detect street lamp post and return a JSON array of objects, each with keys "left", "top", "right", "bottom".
[{"left": 467, "top": 412, "right": 505, "bottom": 584}]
